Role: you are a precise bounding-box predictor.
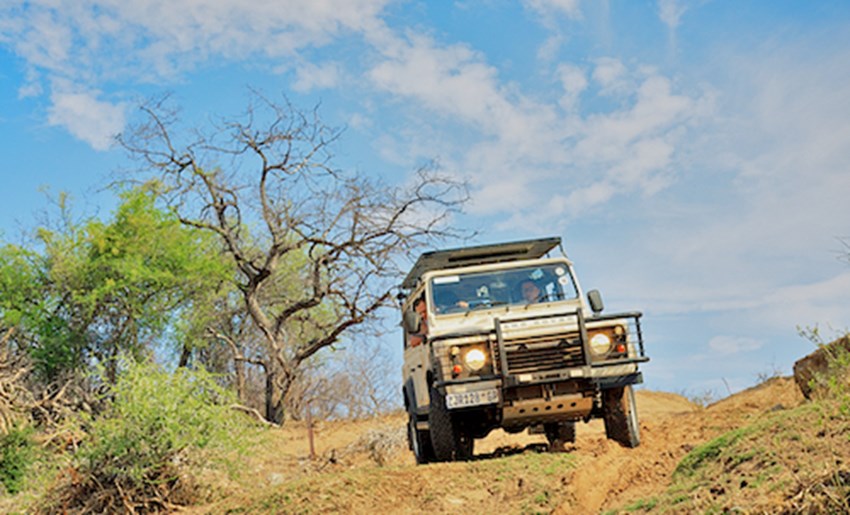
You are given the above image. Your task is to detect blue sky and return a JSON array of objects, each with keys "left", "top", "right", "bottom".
[{"left": 2, "top": 0, "right": 850, "bottom": 398}]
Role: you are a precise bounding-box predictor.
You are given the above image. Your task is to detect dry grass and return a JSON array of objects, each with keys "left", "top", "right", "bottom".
[{"left": 6, "top": 377, "right": 850, "bottom": 514}]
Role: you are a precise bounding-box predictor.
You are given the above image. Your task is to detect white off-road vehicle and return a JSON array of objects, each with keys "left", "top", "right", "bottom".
[{"left": 400, "top": 237, "right": 648, "bottom": 463}]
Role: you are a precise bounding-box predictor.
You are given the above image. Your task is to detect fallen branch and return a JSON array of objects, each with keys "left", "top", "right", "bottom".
[
  {"left": 230, "top": 404, "right": 277, "bottom": 427},
  {"left": 0, "top": 327, "right": 14, "bottom": 348}
]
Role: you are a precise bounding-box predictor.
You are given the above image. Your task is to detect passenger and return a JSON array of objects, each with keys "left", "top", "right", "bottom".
[
  {"left": 409, "top": 297, "right": 428, "bottom": 347},
  {"left": 520, "top": 279, "right": 544, "bottom": 303}
]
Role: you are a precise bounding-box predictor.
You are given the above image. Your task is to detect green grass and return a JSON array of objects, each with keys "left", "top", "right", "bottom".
[
  {"left": 673, "top": 426, "right": 752, "bottom": 478},
  {"left": 624, "top": 497, "right": 658, "bottom": 511},
  {"left": 609, "top": 396, "right": 850, "bottom": 514}
]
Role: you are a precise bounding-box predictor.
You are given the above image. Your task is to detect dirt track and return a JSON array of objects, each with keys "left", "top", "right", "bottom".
[{"left": 194, "top": 377, "right": 805, "bottom": 513}]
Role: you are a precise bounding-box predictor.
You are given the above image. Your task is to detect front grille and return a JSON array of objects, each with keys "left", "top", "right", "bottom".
[{"left": 492, "top": 332, "right": 585, "bottom": 375}]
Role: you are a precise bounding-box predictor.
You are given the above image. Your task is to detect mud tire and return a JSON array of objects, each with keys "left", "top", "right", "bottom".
[
  {"left": 602, "top": 385, "right": 640, "bottom": 448},
  {"left": 407, "top": 412, "right": 436, "bottom": 464},
  {"left": 428, "top": 384, "right": 474, "bottom": 461},
  {"left": 544, "top": 421, "right": 576, "bottom": 451}
]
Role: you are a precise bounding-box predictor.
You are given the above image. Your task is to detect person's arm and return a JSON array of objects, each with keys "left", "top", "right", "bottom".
[{"left": 409, "top": 319, "right": 428, "bottom": 347}]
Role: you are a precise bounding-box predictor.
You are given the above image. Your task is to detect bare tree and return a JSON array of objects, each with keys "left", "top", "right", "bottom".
[
  {"left": 286, "top": 339, "right": 398, "bottom": 421},
  {"left": 119, "top": 93, "right": 467, "bottom": 423}
]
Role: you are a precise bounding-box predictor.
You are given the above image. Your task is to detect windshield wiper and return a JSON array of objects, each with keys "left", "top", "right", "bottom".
[{"left": 472, "top": 300, "right": 506, "bottom": 310}]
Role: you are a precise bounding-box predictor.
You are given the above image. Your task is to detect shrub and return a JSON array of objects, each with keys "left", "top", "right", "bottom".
[
  {"left": 45, "top": 361, "right": 248, "bottom": 513},
  {"left": 0, "top": 427, "right": 34, "bottom": 495}
]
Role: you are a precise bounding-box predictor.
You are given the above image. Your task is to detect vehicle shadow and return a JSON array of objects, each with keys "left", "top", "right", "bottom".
[{"left": 472, "top": 442, "right": 560, "bottom": 460}]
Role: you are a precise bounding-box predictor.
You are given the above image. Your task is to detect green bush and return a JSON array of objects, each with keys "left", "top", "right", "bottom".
[
  {"left": 84, "top": 362, "right": 243, "bottom": 481},
  {"left": 0, "top": 427, "right": 34, "bottom": 495},
  {"left": 48, "top": 361, "right": 250, "bottom": 512}
]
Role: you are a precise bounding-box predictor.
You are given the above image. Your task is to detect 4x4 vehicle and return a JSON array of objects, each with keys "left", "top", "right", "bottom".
[{"left": 400, "top": 237, "right": 648, "bottom": 463}]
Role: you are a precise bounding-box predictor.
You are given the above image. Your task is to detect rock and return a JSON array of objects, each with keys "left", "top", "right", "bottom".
[
  {"left": 344, "top": 425, "right": 407, "bottom": 466},
  {"left": 793, "top": 335, "right": 850, "bottom": 400}
]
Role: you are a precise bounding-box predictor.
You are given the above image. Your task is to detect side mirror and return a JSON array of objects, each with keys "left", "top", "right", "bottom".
[
  {"left": 403, "top": 309, "right": 422, "bottom": 334},
  {"left": 587, "top": 289, "right": 604, "bottom": 314}
]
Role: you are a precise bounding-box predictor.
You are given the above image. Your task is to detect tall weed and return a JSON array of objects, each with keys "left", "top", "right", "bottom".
[{"left": 799, "top": 326, "right": 850, "bottom": 415}]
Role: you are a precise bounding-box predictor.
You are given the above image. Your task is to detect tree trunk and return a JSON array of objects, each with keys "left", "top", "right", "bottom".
[
  {"left": 106, "top": 344, "right": 118, "bottom": 384},
  {"left": 178, "top": 344, "right": 192, "bottom": 368},
  {"left": 234, "top": 358, "right": 246, "bottom": 404},
  {"left": 265, "top": 365, "right": 285, "bottom": 424}
]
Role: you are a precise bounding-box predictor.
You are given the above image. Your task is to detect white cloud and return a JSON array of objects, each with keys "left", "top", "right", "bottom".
[
  {"left": 573, "top": 73, "right": 695, "bottom": 159},
  {"left": 708, "top": 335, "right": 764, "bottom": 355},
  {"left": 18, "top": 69, "right": 43, "bottom": 98},
  {"left": 0, "top": 0, "right": 392, "bottom": 149},
  {"left": 521, "top": 0, "right": 584, "bottom": 59},
  {"left": 12, "top": 0, "right": 389, "bottom": 78},
  {"left": 292, "top": 61, "right": 341, "bottom": 92},
  {"left": 537, "top": 34, "right": 565, "bottom": 62},
  {"left": 522, "top": 0, "right": 582, "bottom": 20},
  {"left": 549, "top": 181, "right": 615, "bottom": 215},
  {"left": 591, "top": 57, "right": 631, "bottom": 95},
  {"left": 657, "top": 0, "right": 688, "bottom": 30},
  {"left": 677, "top": 45, "right": 850, "bottom": 272},
  {"left": 366, "top": 32, "right": 709, "bottom": 222},
  {"left": 347, "top": 112, "right": 372, "bottom": 130},
  {"left": 556, "top": 63, "right": 587, "bottom": 111},
  {"left": 717, "top": 272, "right": 850, "bottom": 337},
  {"left": 47, "top": 89, "right": 126, "bottom": 150},
  {"left": 368, "top": 34, "right": 514, "bottom": 133}
]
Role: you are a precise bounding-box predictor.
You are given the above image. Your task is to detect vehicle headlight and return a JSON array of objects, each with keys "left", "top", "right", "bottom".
[
  {"left": 463, "top": 348, "right": 487, "bottom": 371},
  {"left": 589, "top": 332, "right": 612, "bottom": 356}
]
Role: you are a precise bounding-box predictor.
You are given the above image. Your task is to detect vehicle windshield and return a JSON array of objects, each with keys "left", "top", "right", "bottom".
[{"left": 430, "top": 263, "right": 578, "bottom": 315}]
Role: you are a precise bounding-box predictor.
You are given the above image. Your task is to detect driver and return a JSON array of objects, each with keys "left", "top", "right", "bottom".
[{"left": 520, "top": 280, "right": 544, "bottom": 303}]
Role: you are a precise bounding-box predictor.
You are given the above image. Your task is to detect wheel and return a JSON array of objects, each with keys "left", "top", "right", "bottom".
[
  {"left": 602, "top": 385, "right": 640, "bottom": 448},
  {"left": 544, "top": 421, "right": 576, "bottom": 451},
  {"left": 428, "top": 384, "right": 474, "bottom": 461},
  {"left": 407, "top": 412, "right": 436, "bottom": 464}
]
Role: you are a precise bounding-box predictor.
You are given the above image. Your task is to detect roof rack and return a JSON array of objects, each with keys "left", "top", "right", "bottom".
[{"left": 401, "top": 237, "right": 561, "bottom": 289}]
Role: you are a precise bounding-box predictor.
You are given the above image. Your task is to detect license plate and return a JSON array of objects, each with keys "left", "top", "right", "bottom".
[{"left": 445, "top": 388, "right": 500, "bottom": 409}]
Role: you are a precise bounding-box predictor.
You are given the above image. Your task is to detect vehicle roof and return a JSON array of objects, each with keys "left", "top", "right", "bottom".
[{"left": 401, "top": 236, "right": 562, "bottom": 289}]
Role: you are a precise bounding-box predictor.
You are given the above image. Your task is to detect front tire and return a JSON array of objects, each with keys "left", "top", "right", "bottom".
[
  {"left": 602, "top": 385, "right": 640, "bottom": 448},
  {"left": 428, "top": 384, "right": 474, "bottom": 461},
  {"left": 407, "top": 412, "right": 436, "bottom": 464}
]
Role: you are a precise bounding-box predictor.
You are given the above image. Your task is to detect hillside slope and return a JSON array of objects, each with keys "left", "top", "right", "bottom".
[{"left": 183, "top": 376, "right": 841, "bottom": 514}]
